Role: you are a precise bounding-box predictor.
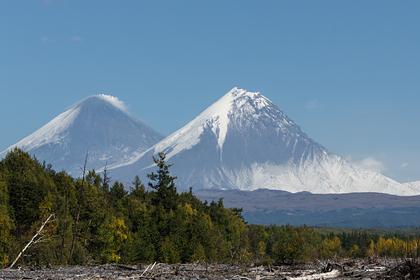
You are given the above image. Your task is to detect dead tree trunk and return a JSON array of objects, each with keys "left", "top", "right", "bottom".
[
  {"left": 69, "top": 151, "right": 89, "bottom": 263},
  {"left": 9, "top": 214, "right": 55, "bottom": 269}
]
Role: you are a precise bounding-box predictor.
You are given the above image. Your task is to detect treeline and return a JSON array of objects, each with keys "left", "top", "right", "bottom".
[
  {"left": 0, "top": 149, "right": 420, "bottom": 267},
  {"left": 247, "top": 226, "right": 420, "bottom": 264}
]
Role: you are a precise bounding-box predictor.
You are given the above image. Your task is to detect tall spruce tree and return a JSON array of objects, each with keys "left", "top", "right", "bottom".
[{"left": 147, "top": 152, "right": 178, "bottom": 211}]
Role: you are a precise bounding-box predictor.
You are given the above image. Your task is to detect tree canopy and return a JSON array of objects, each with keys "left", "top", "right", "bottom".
[{"left": 0, "top": 149, "right": 419, "bottom": 268}]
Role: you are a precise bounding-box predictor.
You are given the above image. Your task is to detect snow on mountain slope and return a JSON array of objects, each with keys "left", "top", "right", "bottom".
[
  {"left": 109, "top": 87, "right": 419, "bottom": 196},
  {"left": 0, "top": 94, "right": 162, "bottom": 176},
  {"left": 404, "top": 181, "right": 420, "bottom": 192}
]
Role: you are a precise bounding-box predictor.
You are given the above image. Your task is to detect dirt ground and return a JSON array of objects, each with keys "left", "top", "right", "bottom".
[{"left": 0, "top": 258, "right": 419, "bottom": 280}]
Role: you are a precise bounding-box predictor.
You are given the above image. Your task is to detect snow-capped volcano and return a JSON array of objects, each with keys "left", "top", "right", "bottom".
[
  {"left": 0, "top": 94, "right": 162, "bottom": 176},
  {"left": 109, "top": 87, "right": 419, "bottom": 195}
]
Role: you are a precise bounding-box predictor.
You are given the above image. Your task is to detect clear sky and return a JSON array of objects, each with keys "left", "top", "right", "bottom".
[{"left": 0, "top": 0, "right": 419, "bottom": 182}]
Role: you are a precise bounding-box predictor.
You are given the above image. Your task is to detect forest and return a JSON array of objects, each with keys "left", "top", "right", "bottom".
[{"left": 1, "top": 149, "right": 420, "bottom": 268}]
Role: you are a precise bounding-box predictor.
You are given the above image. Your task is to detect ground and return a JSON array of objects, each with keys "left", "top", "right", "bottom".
[{"left": 0, "top": 259, "right": 419, "bottom": 280}]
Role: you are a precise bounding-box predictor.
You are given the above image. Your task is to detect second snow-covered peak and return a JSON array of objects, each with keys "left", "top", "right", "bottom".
[
  {"left": 197, "top": 87, "right": 260, "bottom": 148},
  {"left": 207, "top": 87, "right": 270, "bottom": 117},
  {"left": 147, "top": 87, "right": 306, "bottom": 161},
  {"left": 153, "top": 87, "right": 266, "bottom": 156},
  {"left": 194, "top": 87, "right": 298, "bottom": 148}
]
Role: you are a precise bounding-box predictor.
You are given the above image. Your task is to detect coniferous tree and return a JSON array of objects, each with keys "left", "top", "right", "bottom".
[
  {"left": 1, "top": 149, "right": 420, "bottom": 266},
  {"left": 148, "top": 152, "right": 178, "bottom": 210}
]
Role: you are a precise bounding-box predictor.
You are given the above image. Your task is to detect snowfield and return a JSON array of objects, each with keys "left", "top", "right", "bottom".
[
  {"left": 108, "top": 88, "right": 420, "bottom": 196},
  {"left": 2, "top": 88, "right": 419, "bottom": 196}
]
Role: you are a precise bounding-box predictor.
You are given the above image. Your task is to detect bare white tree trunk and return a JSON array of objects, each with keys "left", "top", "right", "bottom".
[{"left": 9, "top": 213, "right": 55, "bottom": 269}]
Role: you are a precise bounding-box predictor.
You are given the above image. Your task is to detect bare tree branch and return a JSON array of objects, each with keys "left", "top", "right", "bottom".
[{"left": 9, "top": 214, "right": 55, "bottom": 269}]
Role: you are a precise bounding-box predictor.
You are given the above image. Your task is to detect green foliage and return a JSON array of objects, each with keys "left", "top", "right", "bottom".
[
  {"left": 0, "top": 175, "right": 13, "bottom": 267},
  {"left": 321, "top": 236, "right": 341, "bottom": 259},
  {"left": 160, "top": 237, "right": 180, "bottom": 263},
  {"left": 148, "top": 152, "right": 178, "bottom": 211},
  {"left": 1, "top": 149, "right": 54, "bottom": 233},
  {"left": 98, "top": 216, "right": 128, "bottom": 263},
  {"left": 1, "top": 149, "right": 420, "bottom": 267}
]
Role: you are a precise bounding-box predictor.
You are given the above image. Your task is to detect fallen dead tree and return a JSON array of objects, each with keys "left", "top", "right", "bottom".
[
  {"left": 287, "top": 269, "right": 341, "bottom": 280},
  {"left": 0, "top": 258, "right": 415, "bottom": 280},
  {"left": 140, "top": 261, "right": 157, "bottom": 277},
  {"left": 8, "top": 213, "right": 55, "bottom": 269},
  {"left": 382, "top": 259, "right": 420, "bottom": 279}
]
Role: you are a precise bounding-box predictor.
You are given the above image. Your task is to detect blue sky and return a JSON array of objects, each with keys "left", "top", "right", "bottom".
[{"left": 0, "top": 0, "right": 419, "bottom": 182}]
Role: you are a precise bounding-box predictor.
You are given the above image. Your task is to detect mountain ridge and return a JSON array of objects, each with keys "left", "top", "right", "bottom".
[
  {"left": 1, "top": 94, "right": 162, "bottom": 176},
  {"left": 196, "top": 188, "right": 420, "bottom": 227},
  {"left": 3, "top": 89, "right": 419, "bottom": 196},
  {"left": 109, "top": 87, "right": 418, "bottom": 195}
]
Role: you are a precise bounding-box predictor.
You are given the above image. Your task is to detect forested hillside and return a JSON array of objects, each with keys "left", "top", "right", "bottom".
[{"left": 1, "top": 149, "right": 420, "bottom": 268}]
